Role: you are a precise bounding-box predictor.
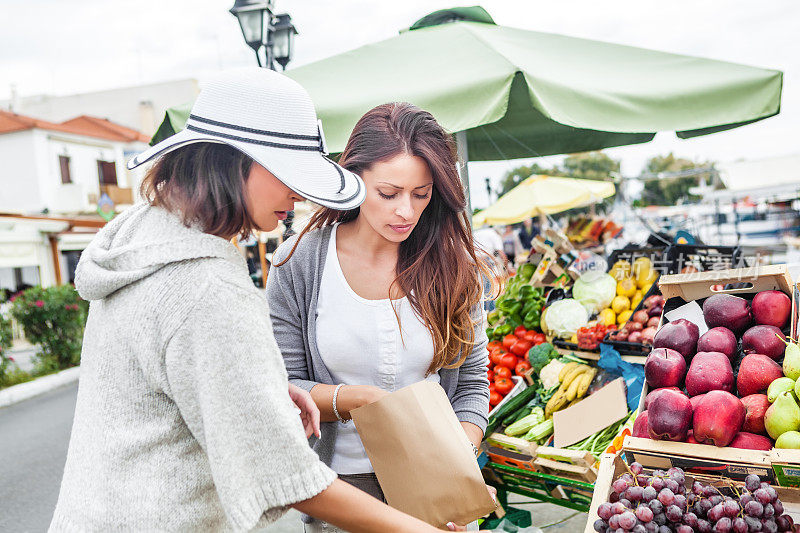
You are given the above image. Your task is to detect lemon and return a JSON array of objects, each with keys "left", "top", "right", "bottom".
[
  {"left": 633, "top": 257, "right": 652, "bottom": 276},
  {"left": 617, "top": 309, "right": 633, "bottom": 325},
  {"left": 598, "top": 308, "right": 616, "bottom": 327},
  {"left": 636, "top": 269, "right": 659, "bottom": 290},
  {"left": 611, "top": 295, "right": 631, "bottom": 315},
  {"left": 616, "top": 278, "right": 637, "bottom": 299},
  {"left": 631, "top": 291, "right": 643, "bottom": 310},
  {"left": 609, "top": 261, "right": 631, "bottom": 281}
]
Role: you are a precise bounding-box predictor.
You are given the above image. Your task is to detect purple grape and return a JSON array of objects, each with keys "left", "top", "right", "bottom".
[
  {"left": 621, "top": 473, "right": 634, "bottom": 484},
  {"left": 637, "top": 475, "right": 650, "bottom": 486},
  {"left": 609, "top": 515, "right": 620, "bottom": 529},
  {"left": 614, "top": 529, "right": 625, "bottom": 533},
  {"left": 760, "top": 482, "right": 770, "bottom": 491},
  {"left": 658, "top": 489, "right": 675, "bottom": 506},
  {"left": 746, "top": 500, "right": 764, "bottom": 517},
  {"left": 733, "top": 517, "right": 748, "bottom": 533},
  {"left": 653, "top": 513, "right": 667, "bottom": 526},
  {"left": 754, "top": 489, "right": 772, "bottom": 505},
  {"left": 687, "top": 494, "right": 697, "bottom": 506},
  {"left": 772, "top": 500, "right": 783, "bottom": 516},
  {"left": 649, "top": 500, "right": 664, "bottom": 514},
  {"left": 610, "top": 491, "right": 621, "bottom": 503},
  {"left": 684, "top": 512, "right": 699, "bottom": 527},
  {"left": 671, "top": 471, "right": 686, "bottom": 485},
  {"left": 741, "top": 493, "right": 754, "bottom": 506},
  {"left": 666, "top": 505, "right": 683, "bottom": 523},
  {"left": 594, "top": 518, "right": 608, "bottom": 532},
  {"left": 658, "top": 527, "right": 671, "bottom": 533},
  {"left": 599, "top": 503, "right": 614, "bottom": 520},
  {"left": 709, "top": 503, "right": 725, "bottom": 522},
  {"left": 745, "top": 516, "right": 763, "bottom": 532},
  {"left": 618, "top": 511, "right": 637, "bottom": 530},
  {"left": 612, "top": 502, "right": 627, "bottom": 515},
  {"left": 693, "top": 481, "right": 705, "bottom": 495},
  {"left": 645, "top": 523, "right": 658, "bottom": 533},
  {"left": 677, "top": 526, "right": 692, "bottom": 533},
  {"left": 710, "top": 495, "right": 724, "bottom": 506},
  {"left": 613, "top": 478, "right": 630, "bottom": 493},
  {"left": 762, "top": 519, "right": 777, "bottom": 533},
  {"left": 636, "top": 506, "right": 654, "bottom": 523},
  {"left": 651, "top": 478, "right": 665, "bottom": 491},
  {"left": 766, "top": 487, "right": 778, "bottom": 502},
  {"left": 763, "top": 504, "right": 774, "bottom": 519},
  {"left": 715, "top": 517, "right": 733, "bottom": 533},
  {"left": 697, "top": 519, "right": 713, "bottom": 533},
  {"left": 724, "top": 499, "right": 741, "bottom": 517},
  {"left": 697, "top": 498, "right": 713, "bottom": 515},
  {"left": 628, "top": 486, "right": 644, "bottom": 502},
  {"left": 776, "top": 515, "right": 792, "bottom": 532},
  {"left": 674, "top": 494, "right": 687, "bottom": 510},
  {"left": 632, "top": 525, "right": 647, "bottom": 533},
  {"left": 642, "top": 487, "right": 657, "bottom": 502},
  {"left": 631, "top": 462, "right": 644, "bottom": 475},
  {"left": 705, "top": 485, "right": 721, "bottom": 497},
  {"left": 665, "top": 479, "right": 680, "bottom": 493},
  {"left": 620, "top": 499, "right": 633, "bottom": 509},
  {"left": 745, "top": 474, "right": 761, "bottom": 492}
]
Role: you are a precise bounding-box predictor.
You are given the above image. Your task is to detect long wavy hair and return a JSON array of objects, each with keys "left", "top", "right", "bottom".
[{"left": 278, "top": 103, "right": 492, "bottom": 374}]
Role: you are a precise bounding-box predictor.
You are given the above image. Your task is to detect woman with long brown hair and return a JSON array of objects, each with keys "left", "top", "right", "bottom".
[{"left": 267, "top": 102, "right": 494, "bottom": 531}]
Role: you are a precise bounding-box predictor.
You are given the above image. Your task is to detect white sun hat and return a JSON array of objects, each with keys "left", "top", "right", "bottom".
[{"left": 127, "top": 67, "right": 365, "bottom": 210}]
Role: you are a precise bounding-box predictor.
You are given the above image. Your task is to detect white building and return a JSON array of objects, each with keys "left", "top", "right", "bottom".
[{"left": 0, "top": 110, "right": 150, "bottom": 214}]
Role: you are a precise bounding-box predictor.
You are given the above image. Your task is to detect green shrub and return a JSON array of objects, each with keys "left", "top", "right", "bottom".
[
  {"left": 0, "top": 310, "right": 13, "bottom": 384},
  {"left": 10, "top": 285, "right": 88, "bottom": 372}
]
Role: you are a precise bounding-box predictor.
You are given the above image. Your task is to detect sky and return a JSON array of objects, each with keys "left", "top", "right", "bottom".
[{"left": 2, "top": 0, "right": 798, "bottom": 209}]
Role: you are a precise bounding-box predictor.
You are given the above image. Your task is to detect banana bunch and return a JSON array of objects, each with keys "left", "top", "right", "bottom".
[{"left": 545, "top": 362, "right": 598, "bottom": 419}]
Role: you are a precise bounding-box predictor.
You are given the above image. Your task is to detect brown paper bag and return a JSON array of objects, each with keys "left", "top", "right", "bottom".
[{"left": 351, "top": 380, "right": 496, "bottom": 527}]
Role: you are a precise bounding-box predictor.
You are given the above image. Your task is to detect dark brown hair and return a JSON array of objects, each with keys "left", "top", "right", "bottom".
[
  {"left": 279, "top": 102, "right": 492, "bottom": 373},
  {"left": 139, "top": 143, "right": 256, "bottom": 239}
]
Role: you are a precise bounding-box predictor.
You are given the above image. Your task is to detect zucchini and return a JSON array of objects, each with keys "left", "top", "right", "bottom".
[
  {"left": 486, "top": 385, "right": 539, "bottom": 435},
  {"left": 504, "top": 408, "right": 545, "bottom": 437},
  {"left": 503, "top": 407, "right": 532, "bottom": 426},
  {"left": 523, "top": 419, "right": 554, "bottom": 442}
]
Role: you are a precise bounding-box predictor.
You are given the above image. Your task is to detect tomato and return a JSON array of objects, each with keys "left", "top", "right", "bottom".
[
  {"left": 489, "top": 382, "right": 497, "bottom": 394},
  {"left": 487, "top": 369, "right": 494, "bottom": 382},
  {"left": 487, "top": 340, "right": 502, "bottom": 352},
  {"left": 502, "top": 334, "right": 518, "bottom": 350},
  {"left": 494, "top": 376, "right": 514, "bottom": 395},
  {"left": 499, "top": 353, "right": 518, "bottom": 370},
  {"left": 494, "top": 366, "right": 512, "bottom": 379},
  {"left": 514, "top": 326, "right": 527, "bottom": 338},
  {"left": 515, "top": 360, "right": 532, "bottom": 376},
  {"left": 509, "top": 339, "right": 533, "bottom": 357},
  {"left": 489, "top": 350, "right": 505, "bottom": 366},
  {"left": 532, "top": 333, "right": 546, "bottom": 345},
  {"left": 489, "top": 391, "right": 503, "bottom": 406},
  {"left": 523, "top": 330, "right": 537, "bottom": 343}
]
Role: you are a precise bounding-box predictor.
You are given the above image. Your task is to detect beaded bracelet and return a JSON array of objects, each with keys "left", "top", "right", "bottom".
[{"left": 332, "top": 383, "right": 348, "bottom": 424}]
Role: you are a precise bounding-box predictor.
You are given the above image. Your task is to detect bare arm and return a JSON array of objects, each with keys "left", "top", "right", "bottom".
[
  {"left": 293, "top": 478, "right": 442, "bottom": 533},
  {"left": 310, "top": 384, "right": 388, "bottom": 423},
  {"left": 461, "top": 421, "right": 483, "bottom": 449}
]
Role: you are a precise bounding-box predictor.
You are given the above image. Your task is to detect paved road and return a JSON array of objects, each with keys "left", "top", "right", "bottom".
[{"left": 0, "top": 383, "right": 585, "bottom": 532}]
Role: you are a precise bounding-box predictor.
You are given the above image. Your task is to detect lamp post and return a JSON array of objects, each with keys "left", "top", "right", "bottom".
[
  {"left": 230, "top": 0, "right": 296, "bottom": 70},
  {"left": 484, "top": 177, "right": 493, "bottom": 204}
]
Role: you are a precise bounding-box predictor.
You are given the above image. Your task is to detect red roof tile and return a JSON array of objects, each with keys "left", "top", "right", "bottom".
[{"left": 0, "top": 109, "right": 149, "bottom": 143}]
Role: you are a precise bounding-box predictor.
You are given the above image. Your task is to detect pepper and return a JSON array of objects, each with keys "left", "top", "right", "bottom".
[
  {"left": 497, "top": 299, "right": 523, "bottom": 316},
  {"left": 493, "top": 324, "right": 513, "bottom": 337},
  {"left": 487, "top": 310, "right": 501, "bottom": 325},
  {"left": 523, "top": 317, "right": 540, "bottom": 330},
  {"left": 518, "top": 285, "right": 536, "bottom": 301},
  {"left": 518, "top": 263, "right": 535, "bottom": 282}
]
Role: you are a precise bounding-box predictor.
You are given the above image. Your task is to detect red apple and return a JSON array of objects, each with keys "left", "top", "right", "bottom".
[
  {"left": 653, "top": 319, "right": 699, "bottom": 360},
  {"left": 632, "top": 411, "right": 650, "bottom": 439},
  {"left": 685, "top": 351, "right": 734, "bottom": 397},
  {"left": 740, "top": 394, "right": 770, "bottom": 435},
  {"left": 686, "top": 432, "right": 699, "bottom": 444},
  {"left": 690, "top": 393, "right": 706, "bottom": 412},
  {"left": 703, "top": 294, "right": 752, "bottom": 334},
  {"left": 752, "top": 290, "right": 791, "bottom": 329},
  {"left": 737, "top": 353, "right": 784, "bottom": 397},
  {"left": 728, "top": 432, "right": 773, "bottom": 451},
  {"left": 644, "top": 387, "right": 683, "bottom": 410},
  {"left": 742, "top": 325, "right": 787, "bottom": 360},
  {"left": 692, "top": 390, "right": 745, "bottom": 447},
  {"left": 648, "top": 388, "right": 693, "bottom": 442},
  {"left": 644, "top": 348, "right": 687, "bottom": 389},
  {"left": 697, "top": 327, "right": 737, "bottom": 361}
]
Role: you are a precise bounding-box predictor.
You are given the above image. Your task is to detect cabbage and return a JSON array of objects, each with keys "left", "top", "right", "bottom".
[
  {"left": 572, "top": 271, "right": 617, "bottom": 313},
  {"left": 544, "top": 298, "right": 589, "bottom": 338}
]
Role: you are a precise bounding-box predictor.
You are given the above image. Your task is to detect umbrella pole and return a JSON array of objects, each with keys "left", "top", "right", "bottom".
[{"left": 455, "top": 130, "right": 472, "bottom": 221}]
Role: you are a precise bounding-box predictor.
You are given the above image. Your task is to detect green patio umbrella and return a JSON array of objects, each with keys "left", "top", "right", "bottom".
[{"left": 151, "top": 6, "right": 782, "bottom": 162}]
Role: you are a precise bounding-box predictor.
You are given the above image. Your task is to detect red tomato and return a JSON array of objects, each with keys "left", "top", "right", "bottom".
[
  {"left": 515, "top": 360, "right": 532, "bottom": 376},
  {"left": 487, "top": 340, "right": 502, "bottom": 352},
  {"left": 532, "top": 333, "right": 546, "bottom": 345},
  {"left": 509, "top": 339, "right": 533, "bottom": 357},
  {"left": 514, "top": 326, "right": 528, "bottom": 338},
  {"left": 489, "top": 391, "right": 503, "bottom": 406},
  {"left": 494, "top": 377, "right": 514, "bottom": 395},
  {"left": 489, "top": 382, "right": 497, "bottom": 394},
  {"left": 502, "top": 334, "right": 518, "bottom": 350},
  {"left": 523, "top": 331, "right": 537, "bottom": 343},
  {"left": 487, "top": 369, "right": 494, "bottom": 382},
  {"left": 494, "top": 366, "right": 512, "bottom": 379},
  {"left": 489, "top": 350, "right": 505, "bottom": 366},
  {"left": 498, "top": 353, "right": 518, "bottom": 370}
]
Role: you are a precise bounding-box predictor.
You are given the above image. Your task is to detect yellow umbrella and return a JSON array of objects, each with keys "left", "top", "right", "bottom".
[{"left": 473, "top": 175, "right": 615, "bottom": 226}]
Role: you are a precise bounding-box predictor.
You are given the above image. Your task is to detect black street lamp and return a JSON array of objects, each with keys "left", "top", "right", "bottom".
[{"left": 230, "top": 0, "right": 296, "bottom": 70}]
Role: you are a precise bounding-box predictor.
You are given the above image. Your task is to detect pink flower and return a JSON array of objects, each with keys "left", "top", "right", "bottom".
[
  {"left": 35, "top": 300, "right": 44, "bottom": 307},
  {"left": 9, "top": 295, "right": 17, "bottom": 303}
]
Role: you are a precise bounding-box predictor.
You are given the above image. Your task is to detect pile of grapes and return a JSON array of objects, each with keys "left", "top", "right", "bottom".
[{"left": 593, "top": 464, "right": 795, "bottom": 533}]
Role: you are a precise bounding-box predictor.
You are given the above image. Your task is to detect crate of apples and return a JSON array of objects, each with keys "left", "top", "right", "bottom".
[{"left": 487, "top": 326, "right": 546, "bottom": 407}]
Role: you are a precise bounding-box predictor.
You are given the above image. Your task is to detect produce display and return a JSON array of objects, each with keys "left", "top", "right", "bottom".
[
  {"left": 593, "top": 466, "right": 795, "bottom": 533},
  {"left": 486, "top": 263, "right": 545, "bottom": 341},
  {"left": 635, "top": 286, "right": 794, "bottom": 450},
  {"left": 565, "top": 216, "right": 623, "bottom": 247},
  {"left": 600, "top": 257, "right": 662, "bottom": 350}
]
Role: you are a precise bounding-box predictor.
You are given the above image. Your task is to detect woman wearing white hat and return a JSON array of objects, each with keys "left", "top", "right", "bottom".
[{"left": 49, "top": 68, "right": 451, "bottom": 532}]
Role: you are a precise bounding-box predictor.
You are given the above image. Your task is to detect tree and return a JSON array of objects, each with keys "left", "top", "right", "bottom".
[
  {"left": 640, "top": 153, "right": 714, "bottom": 206},
  {"left": 495, "top": 151, "right": 617, "bottom": 197}
]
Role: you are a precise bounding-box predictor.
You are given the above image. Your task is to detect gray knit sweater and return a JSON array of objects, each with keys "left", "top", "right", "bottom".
[
  {"left": 266, "top": 226, "right": 490, "bottom": 468},
  {"left": 50, "top": 204, "right": 336, "bottom": 532}
]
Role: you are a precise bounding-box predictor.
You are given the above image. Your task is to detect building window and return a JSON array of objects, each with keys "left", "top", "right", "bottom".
[
  {"left": 59, "top": 155, "right": 72, "bottom": 184},
  {"left": 97, "top": 160, "right": 118, "bottom": 186}
]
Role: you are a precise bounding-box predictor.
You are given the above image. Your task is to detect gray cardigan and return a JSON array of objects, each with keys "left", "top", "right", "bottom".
[{"left": 266, "top": 226, "right": 490, "bottom": 466}]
